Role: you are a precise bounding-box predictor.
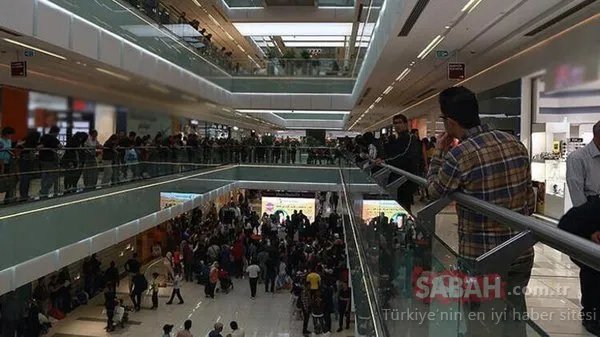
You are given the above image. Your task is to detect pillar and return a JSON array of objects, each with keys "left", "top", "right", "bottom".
[{"left": 0, "top": 87, "right": 29, "bottom": 140}]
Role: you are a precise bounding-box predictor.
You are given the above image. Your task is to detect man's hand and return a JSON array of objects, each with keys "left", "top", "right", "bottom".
[
  {"left": 591, "top": 231, "right": 600, "bottom": 244},
  {"left": 436, "top": 132, "right": 454, "bottom": 151},
  {"left": 374, "top": 158, "right": 385, "bottom": 165}
]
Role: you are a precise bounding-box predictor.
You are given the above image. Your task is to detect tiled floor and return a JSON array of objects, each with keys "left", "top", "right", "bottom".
[{"left": 47, "top": 278, "right": 355, "bottom": 337}]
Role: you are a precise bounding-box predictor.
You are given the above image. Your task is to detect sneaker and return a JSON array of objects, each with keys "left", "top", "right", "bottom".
[{"left": 178, "top": 301, "right": 184, "bottom": 304}]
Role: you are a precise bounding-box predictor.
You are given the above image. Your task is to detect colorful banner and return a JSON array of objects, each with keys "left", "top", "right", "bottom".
[
  {"left": 160, "top": 192, "right": 199, "bottom": 209},
  {"left": 261, "top": 197, "right": 316, "bottom": 223},
  {"left": 361, "top": 199, "right": 407, "bottom": 224}
]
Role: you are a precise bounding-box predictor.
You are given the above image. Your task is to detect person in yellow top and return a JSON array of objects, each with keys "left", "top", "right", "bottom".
[{"left": 306, "top": 268, "right": 321, "bottom": 294}]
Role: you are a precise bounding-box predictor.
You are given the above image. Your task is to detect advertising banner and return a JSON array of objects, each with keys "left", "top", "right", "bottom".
[
  {"left": 361, "top": 199, "right": 407, "bottom": 225},
  {"left": 160, "top": 192, "right": 199, "bottom": 209},
  {"left": 261, "top": 197, "right": 316, "bottom": 223}
]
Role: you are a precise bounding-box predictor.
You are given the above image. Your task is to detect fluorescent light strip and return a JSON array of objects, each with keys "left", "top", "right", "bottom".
[
  {"left": 3, "top": 38, "right": 66, "bottom": 60},
  {"left": 192, "top": 0, "right": 201, "bottom": 6},
  {"left": 95, "top": 67, "right": 131, "bottom": 81},
  {"left": 395, "top": 68, "right": 411, "bottom": 82},
  {"left": 383, "top": 86, "right": 394, "bottom": 95},
  {"left": 462, "top": 0, "right": 483, "bottom": 12},
  {"left": 374, "top": 97, "right": 382, "bottom": 103},
  {"left": 148, "top": 84, "right": 170, "bottom": 94},
  {"left": 417, "top": 35, "right": 444, "bottom": 59}
]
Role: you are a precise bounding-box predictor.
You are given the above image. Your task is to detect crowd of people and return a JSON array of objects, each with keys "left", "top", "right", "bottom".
[
  {"left": 146, "top": 190, "right": 352, "bottom": 336},
  {"left": 0, "top": 125, "right": 340, "bottom": 204}
]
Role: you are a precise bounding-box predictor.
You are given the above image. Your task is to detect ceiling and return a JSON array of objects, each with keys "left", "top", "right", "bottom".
[
  {"left": 0, "top": 32, "right": 272, "bottom": 131},
  {"left": 237, "top": 109, "right": 350, "bottom": 129},
  {"left": 347, "top": 0, "right": 600, "bottom": 131},
  {"left": 162, "top": 0, "right": 266, "bottom": 65}
]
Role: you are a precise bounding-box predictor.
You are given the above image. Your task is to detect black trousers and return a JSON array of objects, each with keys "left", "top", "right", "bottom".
[
  {"left": 151, "top": 291, "right": 158, "bottom": 308},
  {"left": 249, "top": 277, "right": 258, "bottom": 297},
  {"left": 265, "top": 271, "right": 275, "bottom": 292},
  {"left": 168, "top": 289, "right": 184, "bottom": 303},
  {"left": 106, "top": 309, "right": 114, "bottom": 329},
  {"left": 302, "top": 309, "right": 311, "bottom": 332},
  {"left": 338, "top": 302, "right": 350, "bottom": 328},
  {"left": 130, "top": 292, "right": 142, "bottom": 310},
  {"left": 581, "top": 266, "right": 600, "bottom": 322}
]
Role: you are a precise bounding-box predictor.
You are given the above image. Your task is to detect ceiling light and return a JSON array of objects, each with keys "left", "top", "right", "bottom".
[
  {"left": 383, "top": 86, "right": 394, "bottom": 95},
  {"left": 208, "top": 14, "right": 220, "bottom": 26},
  {"left": 148, "top": 83, "right": 170, "bottom": 94},
  {"left": 284, "top": 42, "right": 369, "bottom": 48},
  {"left": 395, "top": 68, "right": 411, "bottom": 82},
  {"left": 462, "top": 0, "right": 483, "bottom": 12},
  {"left": 222, "top": 107, "right": 232, "bottom": 112},
  {"left": 96, "top": 68, "right": 131, "bottom": 81},
  {"left": 225, "top": 32, "right": 235, "bottom": 41},
  {"left": 245, "top": 115, "right": 252, "bottom": 119},
  {"left": 181, "top": 94, "right": 197, "bottom": 102},
  {"left": 235, "top": 112, "right": 243, "bottom": 116},
  {"left": 417, "top": 35, "right": 444, "bottom": 60},
  {"left": 191, "top": 0, "right": 201, "bottom": 6},
  {"left": 445, "top": 25, "right": 452, "bottom": 29},
  {"left": 374, "top": 97, "right": 382, "bottom": 103},
  {"left": 233, "top": 22, "right": 374, "bottom": 37},
  {"left": 233, "top": 126, "right": 239, "bottom": 131},
  {"left": 369, "top": 104, "right": 375, "bottom": 110},
  {"left": 237, "top": 45, "right": 246, "bottom": 52},
  {"left": 3, "top": 38, "right": 66, "bottom": 60}
]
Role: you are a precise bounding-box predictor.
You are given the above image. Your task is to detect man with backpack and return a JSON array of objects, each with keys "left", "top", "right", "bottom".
[{"left": 130, "top": 271, "right": 148, "bottom": 311}]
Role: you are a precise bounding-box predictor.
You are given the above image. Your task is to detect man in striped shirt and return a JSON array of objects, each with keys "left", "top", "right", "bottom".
[{"left": 427, "top": 86, "right": 535, "bottom": 337}]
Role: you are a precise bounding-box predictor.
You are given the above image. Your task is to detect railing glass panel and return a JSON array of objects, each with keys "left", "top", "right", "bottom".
[{"left": 339, "top": 157, "right": 550, "bottom": 337}]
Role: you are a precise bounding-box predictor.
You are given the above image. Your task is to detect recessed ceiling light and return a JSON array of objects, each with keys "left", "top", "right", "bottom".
[
  {"left": 191, "top": 0, "right": 201, "bottom": 6},
  {"left": 3, "top": 38, "right": 66, "bottom": 60},
  {"left": 417, "top": 35, "right": 444, "bottom": 59},
  {"left": 383, "top": 86, "right": 394, "bottom": 95},
  {"left": 462, "top": 0, "right": 484, "bottom": 12},
  {"left": 96, "top": 67, "right": 131, "bottom": 81},
  {"left": 374, "top": 97, "right": 382, "bottom": 103},
  {"left": 395, "top": 68, "right": 411, "bottom": 82},
  {"left": 445, "top": 25, "right": 452, "bottom": 29}
]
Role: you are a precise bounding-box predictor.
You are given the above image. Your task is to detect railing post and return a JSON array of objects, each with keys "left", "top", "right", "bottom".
[
  {"left": 415, "top": 197, "right": 452, "bottom": 234},
  {"left": 475, "top": 230, "right": 537, "bottom": 275}
]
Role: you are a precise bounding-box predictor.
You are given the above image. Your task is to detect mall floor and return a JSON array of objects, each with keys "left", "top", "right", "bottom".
[{"left": 46, "top": 278, "right": 355, "bottom": 337}]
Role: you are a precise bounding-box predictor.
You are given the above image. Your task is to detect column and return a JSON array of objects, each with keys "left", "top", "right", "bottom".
[{"left": 0, "top": 87, "right": 29, "bottom": 140}]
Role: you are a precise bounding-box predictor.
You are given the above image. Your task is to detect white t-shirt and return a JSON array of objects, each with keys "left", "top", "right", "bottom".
[
  {"left": 231, "top": 329, "right": 245, "bottom": 337},
  {"left": 246, "top": 264, "right": 260, "bottom": 278}
]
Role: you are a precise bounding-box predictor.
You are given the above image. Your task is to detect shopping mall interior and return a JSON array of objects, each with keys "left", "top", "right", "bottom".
[{"left": 0, "top": 0, "right": 599, "bottom": 337}]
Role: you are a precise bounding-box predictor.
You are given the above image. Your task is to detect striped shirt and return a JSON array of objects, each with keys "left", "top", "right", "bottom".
[
  {"left": 566, "top": 142, "right": 600, "bottom": 207},
  {"left": 427, "top": 125, "right": 535, "bottom": 267}
]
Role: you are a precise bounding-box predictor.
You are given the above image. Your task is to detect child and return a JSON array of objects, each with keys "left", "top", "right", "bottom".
[{"left": 150, "top": 272, "right": 160, "bottom": 309}]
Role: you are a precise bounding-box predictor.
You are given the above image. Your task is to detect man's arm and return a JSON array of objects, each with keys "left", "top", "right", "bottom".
[
  {"left": 566, "top": 155, "right": 587, "bottom": 207},
  {"left": 427, "top": 149, "right": 462, "bottom": 199}
]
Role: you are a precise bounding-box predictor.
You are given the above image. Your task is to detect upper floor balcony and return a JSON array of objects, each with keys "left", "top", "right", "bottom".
[{"left": 45, "top": 0, "right": 361, "bottom": 94}]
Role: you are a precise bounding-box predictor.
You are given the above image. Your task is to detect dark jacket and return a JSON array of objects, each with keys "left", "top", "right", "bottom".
[
  {"left": 383, "top": 132, "right": 422, "bottom": 200},
  {"left": 557, "top": 199, "right": 600, "bottom": 267}
]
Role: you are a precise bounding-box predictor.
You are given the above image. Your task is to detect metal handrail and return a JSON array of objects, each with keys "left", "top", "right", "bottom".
[{"left": 375, "top": 162, "right": 600, "bottom": 271}]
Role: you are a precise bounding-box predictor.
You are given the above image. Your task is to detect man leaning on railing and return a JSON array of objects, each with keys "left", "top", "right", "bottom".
[
  {"left": 0, "top": 127, "right": 17, "bottom": 203},
  {"left": 426, "top": 86, "right": 535, "bottom": 337}
]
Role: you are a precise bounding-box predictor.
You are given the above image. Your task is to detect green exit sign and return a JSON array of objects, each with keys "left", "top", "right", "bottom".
[{"left": 436, "top": 50, "right": 449, "bottom": 59}]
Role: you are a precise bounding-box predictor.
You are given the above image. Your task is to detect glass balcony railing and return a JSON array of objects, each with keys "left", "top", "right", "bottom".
[
  {"left": 49, "top": 0, "right": 234, "bottom": 88},
  {"left": 339, "top": 157, "right": 554, "bottom": 337},
  {"left": 236, "top": 58, "right": 354, "bottom": 77},
  {"left": 223, "top": 0, "right": 264, "bottom": 7},
  {"left": 0, "top": 145, "right": 343, "bottom": 206}
]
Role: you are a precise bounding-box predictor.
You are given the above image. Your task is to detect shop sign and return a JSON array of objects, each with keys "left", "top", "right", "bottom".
[
  {"left": 23, "top": 49, "right": 35, "bottom": 57},
  {"left": 568, "top": 138, "right": 583, "bottom": 143},
  {"left": 448, "top": 62, "right": 466, "bottom": 80},
  {"left": 10, "top": 61, "right": 27, "bottom": 77}
]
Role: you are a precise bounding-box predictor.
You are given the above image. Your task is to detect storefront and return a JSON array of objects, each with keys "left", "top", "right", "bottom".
[{"left": 522, "top": 75, "right": 600, "bottom": 220}]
